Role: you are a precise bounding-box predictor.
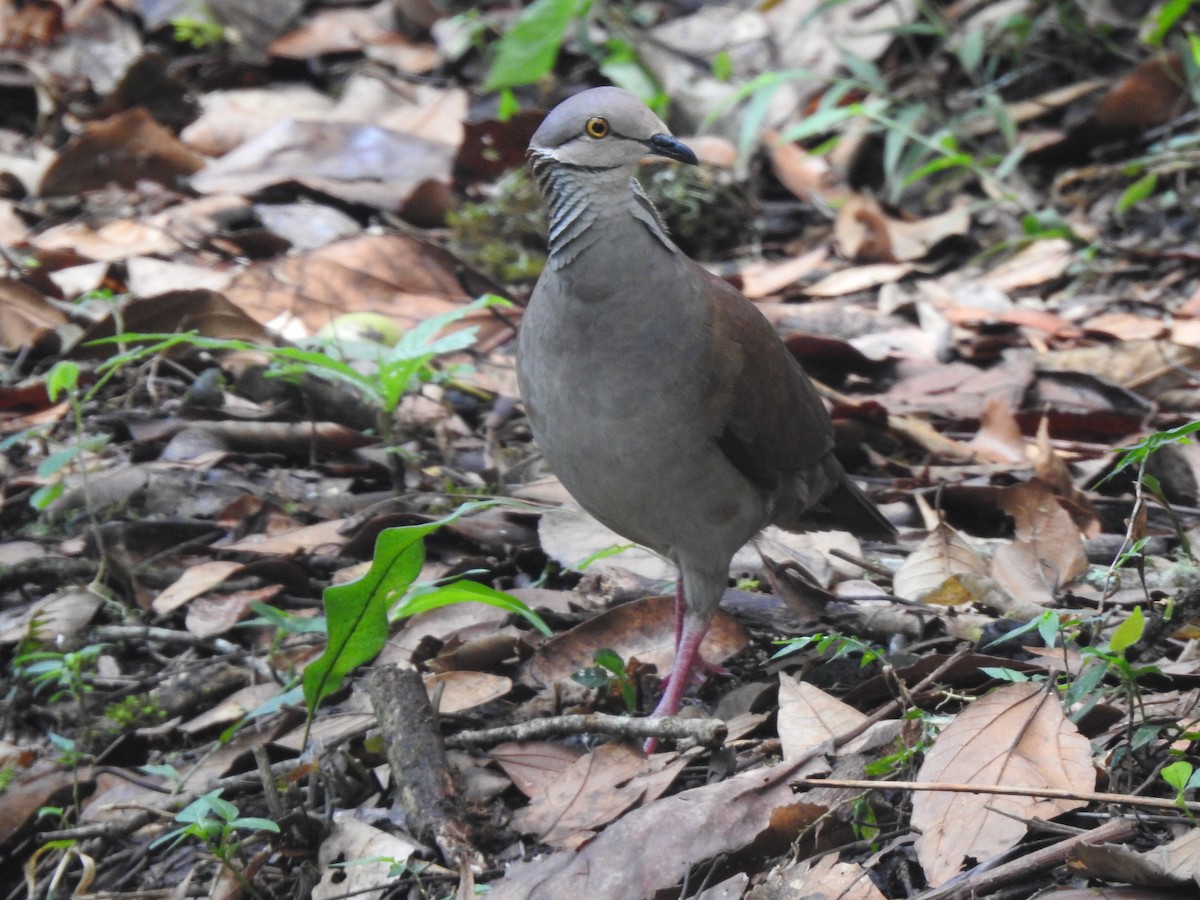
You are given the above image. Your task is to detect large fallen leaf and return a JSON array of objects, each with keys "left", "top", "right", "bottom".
[
  {"left": 777, "top": 674, "right": 868, "bottom": 761},
  {"left": 509, "top": 743, "right": 687, "bottom": 850},
  {"left": 191, "top": 118, "right": 453, "bottom": 217},
  {"left": 522, "top": 594, "right": 748, "bottom": 691},
  {"left": 989, "top": 480, "right": 1087, "bottom": 607},
  {"left": 749, "top": 855, "right": 887, "bottom": 900},
  {"left": 489, "top": 755, "right": 828, "bottom": 899},
  {"left": 1074, "top": 828, "right": 1200, "bottom": 889},
  {"left": 893, "top": 521, "right": 987, "bottom": 603},
  {"left": 223, "top": 232, "right": 507, "bottom": 342},
  {"left": 913, "top": 682, "right": 1095, "bottom": 886},
  {"left": 835, "top": 196, "right": 971, "bottom": 263},
  {"left": 312, "top": 816, "right": 423, "bottom": 900}
]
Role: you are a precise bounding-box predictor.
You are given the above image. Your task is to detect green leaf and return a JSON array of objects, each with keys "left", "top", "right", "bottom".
[
  {"left": 1145, "top": 0, "right": 1195, "bottom": 47},
  {"left": 230, "top": 817, "right": 280, "bottom": 834},
  {"left": 484, "top": 0, "right": 581, "bottom": 91},
  {"left": 302, "top": 522, "right": 433, "bottom": 713},
  {"left": 393, "top": 579, "right": 551, "bottom": 635},
  {"left": 712, "top": 51, "right": 732, "bottom": 82},
  {"left": 497, "top": 88, "right": 519, "bottom": 120},
  {"left": 30, "top": 482, "right": 64, "bottom": 511},
  {"left": 1162, "top": 760, "right": 1193, "bottom": 792},
  {"left": 46, "top": 361, "right": 79, "bottom": 401},
  {"left": 979, "top": 666, "right": 1030, "bottom": 682},
  {"left": 956, "top": 28, "right": 985, "bottom": 77},
  {"left": 779, "top": 101, "right": 867, "bottom": 143},
  {"left": 574, "top": 542, "right": 638, "bottom": 571},
  {"left": 900, "top": 151, "right": 972, "bottom": 188},
  {"left": 1036, "top": 610, "right": 1061, "bottom": 649},
  {"left": 572, "top": 666, "right": 610, "bottom": 689},
  {"left": 1109, "top": 605, "right": 1145, "bottom": 656},
  {"left": 592, "top": 648, "right": 625, "bottom": 675},
  {"left": 301, "top": 500, "right": 531, "bottom": 716},
  {"left": 1115, "top": 172, "right": 1157, "bottom": 217}
]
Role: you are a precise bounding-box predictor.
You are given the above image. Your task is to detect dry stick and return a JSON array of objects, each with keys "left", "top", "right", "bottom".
[
  {"left": 446, "top": 711, "right": 727, "bottom": 749},
  {"left": 909, "top": 816, "right": 1139, "bottom": 900},
  {"left": 826, "top": 646, "right": 975, "bottom": 751},
  {"left": 790, "top": 776, "right": 1200, "bottom": 815}
]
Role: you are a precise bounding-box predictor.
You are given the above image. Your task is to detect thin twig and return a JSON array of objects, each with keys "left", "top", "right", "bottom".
[{"left": 791, "top": 776, "right": 1200, "bottom": 814}]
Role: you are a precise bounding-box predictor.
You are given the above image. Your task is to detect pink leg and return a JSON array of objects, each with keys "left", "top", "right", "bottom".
[
  {"left": 661, "top": 573, "right": 726, "bottom": 691},
  {"left": 644, "top": 611, "right": 710, "bottom": 754},
  {"left": 673, "top": 576, "right": 685, "bottom": 649}
]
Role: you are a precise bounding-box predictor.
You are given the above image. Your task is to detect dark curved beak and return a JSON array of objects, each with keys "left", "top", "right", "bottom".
[{"left": 645, "top": 133, "right": 698, "bottom": 165}]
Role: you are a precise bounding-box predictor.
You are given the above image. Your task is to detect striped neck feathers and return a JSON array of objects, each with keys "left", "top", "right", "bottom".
[{"left": 528, "top": 151, "right": 678, "bottom": 269}]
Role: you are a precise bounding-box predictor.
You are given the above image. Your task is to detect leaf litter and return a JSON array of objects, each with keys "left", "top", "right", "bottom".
[{"left": 3, "top": 1, "right": 1200, "bottom": 898}]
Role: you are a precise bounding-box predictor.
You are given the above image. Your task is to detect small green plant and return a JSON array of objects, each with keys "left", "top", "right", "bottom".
[
  {"left": 865, "top": 709, "right": 940, "bottom": 779},
  {"left": 301, "top": 501, "right": 552, "bottom": 729},
  {"left": 573, "top": 648, "right": 638, "bottom": 711},
  {"left": 13, "top": 643, "right": 106, "bottom": 705},
  {"left": 1161, "top": 760, "right": 1200, "bottom": 818},
  {"left": 850, "top": 794, "right": 880, "bottom": 846},
  {"left": 483, "top": 0, "right": 663, "bottom": 111},
  {"left": 90, "top": 293, "right": 510, "bottom": 491},
  {"left": 151, "top": 790, "right": 279, "bottom": 898},
  {"left": 1102, "top": 420, "right": 1200, "bottom": 574},
  {"left": 104, "top": 695, "right": 168, "bottom": 730},
  {"left": 771, "top": 631, "right": 884, "bottom": 665},
  {"left": 171, "top": 13, "right": 226, "bottom": 49},
  {"left": 22, "top": 361, "right": 110, "bottom": 511}
]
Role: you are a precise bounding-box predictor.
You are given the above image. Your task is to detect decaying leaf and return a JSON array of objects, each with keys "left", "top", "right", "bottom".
[
  {"left": 913, "top": 682, "right": 1095, "bottom": 885},
  {"left": 893, "top": 521, "right": 986, "bottom": 603}
]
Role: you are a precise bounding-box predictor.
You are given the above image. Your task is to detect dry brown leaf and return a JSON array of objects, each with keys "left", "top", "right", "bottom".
[
  {"left": 489, "top": 742, "right": 584, "bottom": 798},
  {"left": 1083, "top": 312, "right": 1168, "bottom": 341},
  {"left": 0, "top": 588, "right": 104, "bottom": 644},
  {"left": 835, "top": 196, "right": 971, "bottom": 263},
  {"left": 508, "top": 743, "right": 686, "bottom": 850},
  {"left": 223, "top": 518, "right": 349, "bottom": 555},
  {"left": 767, "top": 133, "right": 852, "bottom": 207},
  {"left": 182, "top": 85, "right": 336, "bottom": 156},
  {"left": 185, "top": 585, "right": 281, "bottom": 638},
  {"left": 522, "top": 594, "right": 748, "bottom": 691},
  {"left": 536, "top": 500, "right": 676, "bottom": 582},
  {"left": 0, "top": 279, "right": 68, "bottom": 352},
  {"left": 777, "top": 674, "right": 868, "bottom": 760},
  {"left": 490, "top": 756, "right": 828, "bottom": 899},
  {"left": 1074, "top": 828, "right": 1200, "bottom": 889},
  {"left": 989, "top": 480, "right": 1087, "bottom": 606},
  {"left": 76, "top": 290, "right": 276, "bottom": 349},
  {"left": 40, "top": 108, "right": 204, "bottom": 196},
  {"left": 1038, "top": 339, "right": 1200, "bottom": 399},
  {"left": 191, "top": 118, "right": 454, "bottom": 217},
  {"left": 913, "top": 682, "right": 1095, "bottom": 885},
  {"left": 966, "top": 394, "right": 1028, "bottom": 465},
  {"left": 804, "top": 263, "right": 916, "bottom": 298},
  {"left": 423, "top": 672, "right": 512, "bottom": 714},
  {"left": 752, "top": 854, "right": 887, "bottom": 900},
  {"left": 313, "top": 818, "right": 421, "bottom": 900},
  {"left": 1034, "top": 416, "right": 1101, "bottom": 536},
  {"left": 892, "top": 522, "right": 987, "bottom": 602},
  {"left": 32, "top": 218, "right": 184, "bottom": 261},
  {"left": 975, "top": 239, "right": 1074, "bottom": 293},
  {"left": 223, "top": 233, "right": 506, "bottom": 342},
  {"left": 153, "top": 561, "right": 246, "bottom": 614},
  {"left": 268, "top": 3, "right": 398, "bottom": 58},
  {"left": 739, "top": 246, "right": 829, "bottom": 300},
  {"left": 0, "top": 762, "right": 93, "bottom": 848},
  {"left": 179, "top": 683, "right": 283, "bottom": 735}
]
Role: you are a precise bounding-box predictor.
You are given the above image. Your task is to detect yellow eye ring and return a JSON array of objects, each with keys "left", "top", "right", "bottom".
[{"left": 585, "top": 116, "right": 609, "bottom": 138}]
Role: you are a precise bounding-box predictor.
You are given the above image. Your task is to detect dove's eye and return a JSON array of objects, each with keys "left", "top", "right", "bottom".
[{"left": 585, "top": 117, "right": 609, "bottom": 138}]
